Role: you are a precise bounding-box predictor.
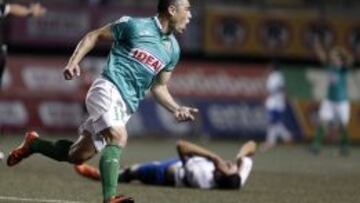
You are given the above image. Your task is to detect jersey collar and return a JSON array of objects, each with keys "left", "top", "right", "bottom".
[{"left": 154, "top": 15, "right": 172, "bottom": 36}]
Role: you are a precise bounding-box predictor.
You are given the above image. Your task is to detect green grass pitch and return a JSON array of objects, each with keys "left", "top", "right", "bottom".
[{"left": 0, "top": 134, "right": 359, "bottom": 203}]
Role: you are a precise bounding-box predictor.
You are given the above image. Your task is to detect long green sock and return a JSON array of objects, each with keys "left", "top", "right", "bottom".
[
  {"left": 339, "top": 126, "right": 350, "bottom": 147},
  {"left": 311, "top": 126, "right": 325, "bottom": 151},
  {"left": 100, "top": 145, "right": 122, "bottom": 201},
  {"left": 30, "top": 139, "right": 73, "bottom": 162}
]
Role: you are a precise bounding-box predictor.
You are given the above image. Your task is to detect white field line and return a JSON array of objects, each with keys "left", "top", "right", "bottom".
[{"left": 0, "top": 195, "right": 82, "bottom": 203}]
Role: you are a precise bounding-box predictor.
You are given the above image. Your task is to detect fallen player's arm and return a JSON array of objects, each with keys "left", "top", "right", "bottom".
[
  {"left": 176, "top": 140, "right": 222, "bottom": 164},
  {"left": 176, "top": 139, "right": 237, "bottom": 176}
]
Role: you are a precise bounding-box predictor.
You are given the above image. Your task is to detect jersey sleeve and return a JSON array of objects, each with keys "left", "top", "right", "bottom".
[
  {"left": 164, "top": 37, "right": 180, "bottom": 72},
  {"left": 111, "top": 16, "right": 132, "bottom": 41}
]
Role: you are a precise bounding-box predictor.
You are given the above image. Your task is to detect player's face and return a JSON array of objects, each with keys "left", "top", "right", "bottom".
[{"left": 170, "top": 0, "right": 192, "bottom": 33}]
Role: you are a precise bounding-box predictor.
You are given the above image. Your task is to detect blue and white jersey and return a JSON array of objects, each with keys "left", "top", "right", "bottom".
[
  {"left": 173, "top": 156, "right": 253, "bottom": 189},
  {"left": 265, "top": 70, "right": 286, "bottom": 111},
  {"left": 174, "top": 156, "right": 216, "bottom": 189}
]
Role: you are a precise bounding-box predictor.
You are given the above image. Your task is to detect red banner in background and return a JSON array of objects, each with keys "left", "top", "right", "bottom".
[
  {"left": 80, "top": 58, "right": 269, "bottom": 99},
  {"left": 1, "top": 56, "right": 88, "bottom": 132},
  {"left": 170, "top": 63, "right": 267, "bottom": 99},
  {"left": 1, "top": 56, "right": 87, "bottom": 98},
  {"left": 0, "top": 56, "right": 268, "bottom": 133},
  {"left": 0, "top": 98, "right": 84, "bottom": 132},
  {"left": 6, "top": 5, "right": 359, "bottom": 60},
  {"left": 8, "top": 4, "right": 202, "bottom": 52},
  {"left": 9, "top": 8, "right": 90, "bottom": 47},
  {"left": 8, "top": 6, "right": 153, "bottom": 49},
  {"left": 3, "top": 56, "right": 360, "bottom": 142}
]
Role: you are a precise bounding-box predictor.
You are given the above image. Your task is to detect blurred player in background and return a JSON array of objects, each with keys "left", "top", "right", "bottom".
[
  {"left": 310, "top": 36, "right": 354, "bottom": 156},
  {"left": 0, "top": 0, "right": 46, "bottom": 160},
  {"left": 7, "top": 0, "right": 195, "bottom": 202},
  {"left": 75, "top": 140, "right": 257, "bottom": 190},
  {"left": 0, "top": 0, "right": 46, "bottom": 87},
  {"left": 260, "top": 62, "right": 292, "bottom": 151}
]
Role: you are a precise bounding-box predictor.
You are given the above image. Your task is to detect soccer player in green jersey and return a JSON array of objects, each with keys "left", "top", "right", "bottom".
[
  {"left": 7, "top": 0, "right": 196, "bottom": 202},
  {"left": 310, "top": 36, "right": 354, "bottom": 156}
]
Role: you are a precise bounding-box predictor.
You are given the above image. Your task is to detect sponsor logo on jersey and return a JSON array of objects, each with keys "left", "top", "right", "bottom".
[{"left": 131, "top": 48, "right": 165, "bottom": 73}]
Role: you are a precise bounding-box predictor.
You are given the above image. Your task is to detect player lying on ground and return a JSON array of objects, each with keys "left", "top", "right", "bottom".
[{"left": 75, "top": 140, "right": 257, "bottom": 189}]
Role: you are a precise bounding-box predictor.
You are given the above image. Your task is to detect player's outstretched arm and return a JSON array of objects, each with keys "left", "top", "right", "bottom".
[
  {"left": 7, "top": 3, "right": 46, "bottom": 17},
  {"left": 313, "top": 36, "right": 328, "bottom": 64},
  {"left": 63, "top": 24, "right": 113, "bottom": 80},
  {"left": 340, "top": 48, "right": 354, "bottom": 67},
  {"left": 151, "top": 71, "right": 198, "bottom": 122}
]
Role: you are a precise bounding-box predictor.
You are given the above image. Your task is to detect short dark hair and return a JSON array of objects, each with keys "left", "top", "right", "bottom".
[
  {"left": 215, "top": 173, "right": 241, "bottom": 189},
  {"left": 157, "top": 0, "right": 180, "bottom": 13}
]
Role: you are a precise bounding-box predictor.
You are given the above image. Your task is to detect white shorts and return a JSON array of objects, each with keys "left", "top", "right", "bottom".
[
  {"left": 79, "top": 77, "right": 132, "bottom": 151},
  {"left": 319, "top": 100, "right": 350, "bottom": 125}
]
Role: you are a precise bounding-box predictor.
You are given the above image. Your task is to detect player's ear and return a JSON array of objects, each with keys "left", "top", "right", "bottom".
[{"left": 168, "top": 5, "right": 177, "bottom": 17}]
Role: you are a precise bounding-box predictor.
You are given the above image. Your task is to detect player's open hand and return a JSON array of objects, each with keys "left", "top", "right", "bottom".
[
  {"left": 174, "top": 106, "right": 199, "bottom": 122},
  {"left": 63, "top": 64, "right": 81, "bottom": 80}
]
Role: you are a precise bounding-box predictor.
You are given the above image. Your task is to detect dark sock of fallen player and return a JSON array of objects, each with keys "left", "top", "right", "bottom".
[{"left": 117, "top": 167, "right": 135, "bottom": 183}]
